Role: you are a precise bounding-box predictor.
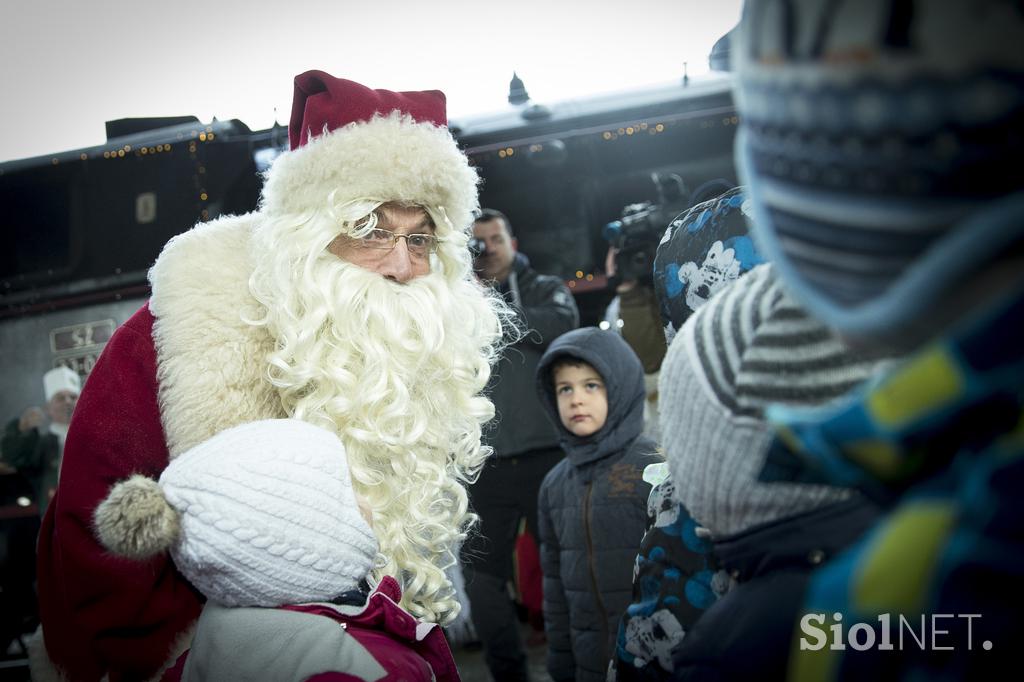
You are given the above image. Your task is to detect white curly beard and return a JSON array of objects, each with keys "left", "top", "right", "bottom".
[{"left": 248, "top": 246, "right": 505, "bottom": 623}]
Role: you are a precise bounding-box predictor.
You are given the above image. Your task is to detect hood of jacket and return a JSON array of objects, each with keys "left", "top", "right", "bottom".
[{"left": 536, "top": 327, "right": 646, "bottom": 468}]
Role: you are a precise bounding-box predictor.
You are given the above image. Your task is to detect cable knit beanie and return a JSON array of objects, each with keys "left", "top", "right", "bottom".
[
  {"left": 159, "top": 419, "right": 379, "bottom": 607},
  {"left": 659, "top": 264, "right": 893, "bottom": 537}
]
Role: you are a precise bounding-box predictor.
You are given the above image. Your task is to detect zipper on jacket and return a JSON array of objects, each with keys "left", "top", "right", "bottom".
[{"left": 582, "top": 481, "right": 610, "bottom": 661}]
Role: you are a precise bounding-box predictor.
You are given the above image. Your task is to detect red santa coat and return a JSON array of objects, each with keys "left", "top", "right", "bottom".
[
  {"left": 37, "top": 304, "right": 201, "bottom": 681},
  {"left": 36, "top": 215, "right": 295, "bottom": 682}
]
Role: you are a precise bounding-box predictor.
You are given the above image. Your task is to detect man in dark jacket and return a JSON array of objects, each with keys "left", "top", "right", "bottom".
[
  {"left": 535, "top": 327, "right": 662, "bottom": 682},
  {"left": 2, "top": 366, "right": 80, "bottom": 516},
  {"left": 463, "top": 208, "right": 579, "bottom": 681}
]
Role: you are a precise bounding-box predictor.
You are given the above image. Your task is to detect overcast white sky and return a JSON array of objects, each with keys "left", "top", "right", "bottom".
[{"left": 0, "top": 0, "right": 742, "bottom": 163}]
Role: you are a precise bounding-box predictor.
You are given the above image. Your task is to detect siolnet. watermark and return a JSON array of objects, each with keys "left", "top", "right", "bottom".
[{"left": 799, "top": 613, "right": 992, "bottom": 652}]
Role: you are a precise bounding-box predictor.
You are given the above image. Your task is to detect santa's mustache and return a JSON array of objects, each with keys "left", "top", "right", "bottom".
[{"left": 277, "top": 259, "right": 484, "bottom": 445}]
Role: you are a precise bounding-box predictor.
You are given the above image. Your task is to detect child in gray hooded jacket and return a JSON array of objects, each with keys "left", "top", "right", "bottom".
[{"left": 535, "top": 327, "right": 662, "bottom": 682}]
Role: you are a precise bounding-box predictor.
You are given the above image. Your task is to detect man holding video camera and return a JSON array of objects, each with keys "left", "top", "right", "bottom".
[{"left": 464, "top": 208, "right": 579, "bottom": 681}]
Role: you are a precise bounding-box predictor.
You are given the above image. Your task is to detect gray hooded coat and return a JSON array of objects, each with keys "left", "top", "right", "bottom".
[{"left": 535, "top": 327, "right": 662, "bottom": 682}]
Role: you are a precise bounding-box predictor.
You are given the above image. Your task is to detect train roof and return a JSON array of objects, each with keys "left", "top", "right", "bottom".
[
  {"left": 453, "top": 73, "right": 734, "bottom": 152},
  {"left": 0, "top": 73, "right": 734, "bottom": 173}
]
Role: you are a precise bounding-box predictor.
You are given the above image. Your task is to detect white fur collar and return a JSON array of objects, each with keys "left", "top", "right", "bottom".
[{"left": 148, "top": 214, "right": 286, "bottom": 459}]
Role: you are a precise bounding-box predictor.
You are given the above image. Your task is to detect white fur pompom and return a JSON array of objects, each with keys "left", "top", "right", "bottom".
[{"left": 94, "top": 474, "right": 181, "bottom": 559}]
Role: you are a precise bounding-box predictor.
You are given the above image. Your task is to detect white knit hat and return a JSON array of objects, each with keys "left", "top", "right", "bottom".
[
  {"left": 43, "top": 366, "right": 80, "bottom": 402},
  {"left": 659, "top": 264, "right": 894, "bottom": 537},
  {"left": 95, "top": 419, "right": 379, "bottom": 607}
]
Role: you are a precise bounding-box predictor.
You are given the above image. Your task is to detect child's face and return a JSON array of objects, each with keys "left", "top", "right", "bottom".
[{"left": 553, "top": 362, "right": 608, "bottom": 438}]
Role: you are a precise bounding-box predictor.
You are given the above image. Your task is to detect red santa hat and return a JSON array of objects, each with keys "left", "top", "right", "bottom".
[
  {"left": 288, "top": 72, "right": 447, "bottom": 149},
  {"left": 260, "top": 70, "right": 479, "bottom": 236}
]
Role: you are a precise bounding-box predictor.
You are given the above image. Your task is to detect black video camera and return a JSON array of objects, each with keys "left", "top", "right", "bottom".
[
  {"left": 603, "top": 203, "right": 670, "bottom": 283},
  {"left": 468, "top": 237, "right": 488, "bottom": 259},
  {"left": 604, "top": 173, "right": 689, "bottom": 284}
]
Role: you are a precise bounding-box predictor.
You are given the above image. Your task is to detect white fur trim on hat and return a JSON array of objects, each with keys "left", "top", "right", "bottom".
[
  {"left": 260, "top": 112, "right": 479, "bottom": 236},
  {"left": 43, "top": 366, "right": 81, "bottom": 402},
  {"left": 94, "top": 419, "right": 379, "bottom": 607}
]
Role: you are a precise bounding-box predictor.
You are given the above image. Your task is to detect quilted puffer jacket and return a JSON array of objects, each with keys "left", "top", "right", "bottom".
[{"left": 536, "top": 327, "right": 662, "bottom": 682}]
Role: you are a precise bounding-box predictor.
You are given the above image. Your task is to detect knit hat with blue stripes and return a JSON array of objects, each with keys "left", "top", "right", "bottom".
[{"left": 732, "top": 0, "right": 1024, "bottom": 343}]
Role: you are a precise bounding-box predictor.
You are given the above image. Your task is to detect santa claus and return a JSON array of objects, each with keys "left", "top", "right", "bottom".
[{"left": 32, "top": 71, "right": 509, "bottom": 682}]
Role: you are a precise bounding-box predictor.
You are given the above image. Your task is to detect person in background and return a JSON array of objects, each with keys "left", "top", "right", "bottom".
[
  {"left": 730, "top": 0, "right": 1024, "bottom": 678},
  {"left": 462, "top": 208, "right": 579, "bottom": 681},
  {"left": 605, "top": 185, "right": 760, "bottom": 443},
  {"left": 32, "top": 71, "right": 508, "bottom": 682},
  {"left": 612, "top": 186, "right": 763, "bottom": 680},
  {"left": 602, "top": 247, "right": 667, "bottom": 443},
  {"left": 535, "top": 327, "right": 661, "bottom": 682},
  {"left": 2, "top": 366, "right": 80, "bottom": 515}
]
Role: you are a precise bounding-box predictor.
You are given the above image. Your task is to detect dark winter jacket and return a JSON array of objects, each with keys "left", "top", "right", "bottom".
[
  {"left": 613, "top": 472, "right": 725, "bottom": 681},
  {"left": 670, "top": 497, "right": 880, "bottom": 681},
  {"left": 2, "top": 418, "right": 61, "bottom": 514},
  {"left": 486, "top": 253, "right": 579, "bottom": 458},
  {"left": 536, "top": 327, "right": 663, "bottom": 682}
]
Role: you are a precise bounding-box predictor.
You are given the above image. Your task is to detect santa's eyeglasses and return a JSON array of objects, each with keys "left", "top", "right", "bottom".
[{"left": 353, "top": 228, "right": 441, "bottom": 256}]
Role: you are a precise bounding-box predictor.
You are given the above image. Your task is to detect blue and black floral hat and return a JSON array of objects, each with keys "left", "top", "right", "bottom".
[{"left": 653, "top": 186, "right": 765, "bottom": 340}]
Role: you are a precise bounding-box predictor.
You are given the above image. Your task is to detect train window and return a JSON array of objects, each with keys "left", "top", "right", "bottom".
[{"left": 0, "top": 164, "right": 77, "bottom": 284}]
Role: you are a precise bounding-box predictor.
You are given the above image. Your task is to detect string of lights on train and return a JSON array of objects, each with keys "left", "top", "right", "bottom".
[
  {"left": 21, "top": 125, "right": 222, "bottom": 222},
  {"left": 463, "top": 105, "right": 738, "bottom": 161}
]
